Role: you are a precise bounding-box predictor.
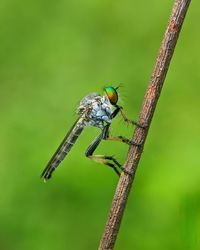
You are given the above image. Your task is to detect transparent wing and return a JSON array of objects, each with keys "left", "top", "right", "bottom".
[{"left": 41, "top": 116, "right": 84, "bottom": 181}]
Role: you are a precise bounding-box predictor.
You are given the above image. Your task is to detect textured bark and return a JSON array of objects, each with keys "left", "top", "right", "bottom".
[{"left": 98, "top": 0, "right": 191, "bottom": 249}]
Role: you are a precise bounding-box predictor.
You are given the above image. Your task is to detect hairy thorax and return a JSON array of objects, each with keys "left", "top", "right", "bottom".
[{"left": 77, "top": 93, "right": 112, "bottom": 129}]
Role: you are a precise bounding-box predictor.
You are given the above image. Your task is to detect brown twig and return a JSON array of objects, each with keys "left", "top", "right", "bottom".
[{"left": 98, "top": 0, "right": 191, "bottom": 249}]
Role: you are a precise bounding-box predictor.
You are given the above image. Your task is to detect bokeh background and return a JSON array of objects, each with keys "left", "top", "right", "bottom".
[{"left": 0, "top": 0, "right": 199, "bottom": 249}]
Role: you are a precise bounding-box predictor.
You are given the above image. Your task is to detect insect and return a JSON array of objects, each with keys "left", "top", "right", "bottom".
[{"left": 41, "top": 86, "right": 143, "bottom": 181}]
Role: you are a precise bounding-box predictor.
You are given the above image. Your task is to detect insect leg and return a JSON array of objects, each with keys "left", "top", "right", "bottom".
[
  {"left": 112, "top": 104, "right": 146, "bottom": 128},
  {"left": 105, "top": 135, "right": 142, "bottom": 146},
  {"left": 102, "top": 121, "right": 142, "bottom": 147},
  {"left": 85, "top": 127, "right": 130, "bottom": 176}
]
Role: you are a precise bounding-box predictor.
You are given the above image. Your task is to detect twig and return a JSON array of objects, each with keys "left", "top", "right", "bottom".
[{"left": 98, "top": 0, "right": 191, "bottom": 249}]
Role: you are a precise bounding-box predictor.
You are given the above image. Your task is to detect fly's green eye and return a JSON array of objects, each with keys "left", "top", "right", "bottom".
[{"left": 104, "top": 86, "right": 118, "bottom": 105}]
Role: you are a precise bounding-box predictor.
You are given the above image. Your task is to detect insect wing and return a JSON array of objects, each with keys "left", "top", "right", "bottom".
[{"left": 41, "top": 116, "right": 84, "bottom": 181}]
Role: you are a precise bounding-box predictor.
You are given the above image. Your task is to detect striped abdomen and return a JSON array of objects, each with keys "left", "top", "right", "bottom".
[{"left": 41, "top": 118, "right": 84, "bottom": 181}]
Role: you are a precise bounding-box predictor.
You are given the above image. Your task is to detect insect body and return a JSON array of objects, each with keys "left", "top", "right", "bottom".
[{"left": 41, "top": 86, "right": 141, "bottom": 181}]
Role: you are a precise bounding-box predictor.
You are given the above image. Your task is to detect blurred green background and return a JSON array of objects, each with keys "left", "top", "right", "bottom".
[{"left": 0, "top": 0, "right": 199, "bottom": 249}]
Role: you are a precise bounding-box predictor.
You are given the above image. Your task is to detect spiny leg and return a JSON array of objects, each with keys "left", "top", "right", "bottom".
[
  {"left": 104, "top": 156, "right": 131, "bottom": 175},
  {"left": 87, "top": 154, "right": 121, "bottom": 176},
  {"left": 85, "top": 128, "right": 131, "bottom": 176},
  {"left": 102, "top": 123, "right": 142, "bottom": 146},
  {"left": 101, "top": 123, "right": 142, "bottom": 147},
  {"left": 112, "top": 104, "right": 146, "bottom": 128},
  {"left": 105, "top": 135, "right": 142, "bottom": 146}
]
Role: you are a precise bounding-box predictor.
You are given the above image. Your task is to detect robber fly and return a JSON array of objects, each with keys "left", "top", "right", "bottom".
[{"left": 41, "top": 86, "right": 143, "bottom": 181}]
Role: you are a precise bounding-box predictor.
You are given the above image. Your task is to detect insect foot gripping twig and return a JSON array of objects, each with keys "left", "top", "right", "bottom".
[{"left": 98, "top": 1, "right": 191, "bottom": 249}]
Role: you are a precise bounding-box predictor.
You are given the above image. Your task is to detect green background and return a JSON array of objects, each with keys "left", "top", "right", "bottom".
[{"left": 0, "top": 0, "right": 199, "bottom": 249}]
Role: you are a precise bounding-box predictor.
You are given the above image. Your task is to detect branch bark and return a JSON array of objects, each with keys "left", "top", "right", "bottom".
[{"left": 98, "top": 0, "right": 191, "bottom": 249}]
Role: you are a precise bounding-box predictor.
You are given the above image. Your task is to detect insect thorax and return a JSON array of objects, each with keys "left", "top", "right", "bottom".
[{"left": 77, "top": 93, "right": 112, "bottom": 129}]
